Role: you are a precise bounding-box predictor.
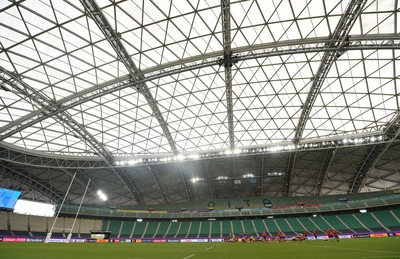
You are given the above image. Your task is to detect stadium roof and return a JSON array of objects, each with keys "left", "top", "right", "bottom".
[{"left": 0, "top": 0, "right": 400, "bottom": 205}]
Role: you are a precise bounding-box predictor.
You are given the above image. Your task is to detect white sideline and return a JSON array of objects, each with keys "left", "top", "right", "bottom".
[{"left": 183, "top": 254, "right": 194, "bottom": 259}]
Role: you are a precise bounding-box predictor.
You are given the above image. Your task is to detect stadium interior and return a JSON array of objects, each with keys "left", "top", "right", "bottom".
[{"left": 0, "top": 0, "right": 400, "bottom": 254}]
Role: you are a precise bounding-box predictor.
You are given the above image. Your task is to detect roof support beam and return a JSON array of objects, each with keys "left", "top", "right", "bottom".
[
  {"left": 315, "top": 149, "right": 336, "bottom": 196},
  {"left": 0, "top": 67, "right": 114, "bottom": 165},
  {"left": 232, "top": 157, "right": 239, "bottom": 198},
  {"left": 293, "top": 0, "right": 367, "bottom": 143},
  {"left": 0, "top": 145, "right": 109, "bottom": 169},
  {"left": 286, "top": 0, "right": 366, "bottom": 196},
  {"left": 350, "top": 113, "right": 400, "bottom": 193},
  {"left": 0, "top": 67, "right": 143, "bottom": 204},
  {"left": 259, "top": 154, "right": 264, "bottom": 197},
  {"left": 80, "top": 0, "right": 177, "bottom": 154},
  {"left": 283, "top": 152, "right": 296, "bottom": 196},
  {"left": 220, "top": 0, "right": 237, "bottom": 148},
  {"left": 205, "top": 160, "right": 215, "bottom": 199},
  {"left": 114, "top": 167, "right": 144, "bottom": 205},
  {"left": 59, "top": 168, "right": 99, "bottom": 195},
  {"left": 1, "top": 35, "right": 399, "bottom": 142},
  {"left": 148, "top": 166, "right": 168, "bottom": 204},
  {"left": 177, "top": 163, "right": 192, "bottom": 202},
  {"left": 0, "top": 163, "right": 66, "bottom": 203}
]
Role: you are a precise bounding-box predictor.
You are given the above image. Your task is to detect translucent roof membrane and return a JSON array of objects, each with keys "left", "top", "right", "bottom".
[{"left": 0, "top": 0, "right": 399, "bottom": 156}]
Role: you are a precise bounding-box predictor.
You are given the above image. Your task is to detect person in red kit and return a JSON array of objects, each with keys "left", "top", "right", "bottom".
[
  {"left": 312, "top": 230, "right": 318, "bottom": 240},
  {"left": 303, "top": 230, "right": 308, "bottom": 241},
  {"left": 326, "top": 229, "right": 333, "bottom": 241},
  {"left": 332, "top": 228, "right": 339, "bottom": 241},
  {"left": 261, "top": 231, "right": 267, "bottom": 242},
  {"left": 277, "top": 231, "right": 285, "bottom": 242}
]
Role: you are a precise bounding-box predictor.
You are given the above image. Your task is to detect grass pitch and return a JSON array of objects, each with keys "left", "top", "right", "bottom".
[{"left": 1, "top": 238, "right": 400, "bottom": 259}]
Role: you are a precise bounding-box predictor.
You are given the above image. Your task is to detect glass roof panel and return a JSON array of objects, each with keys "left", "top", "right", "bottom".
[{"left": 0, "top": 0, "right": 399, "bottom": 157}]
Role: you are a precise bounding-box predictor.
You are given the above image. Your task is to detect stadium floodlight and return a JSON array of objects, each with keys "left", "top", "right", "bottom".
[
  {"left": 267, "top": 216, "right": 273, "bottom": 219},
  {"left": 172, "top": 219, "right": 178, "bottom": 222},
  {"left": 243, "top": 173, "right": 255, "bottom": 178},
  {"left": 216, "top": 176, "right": 229, "bottom": 180},
  {"left": 359, "top": 209, "right": 367, "bottom": 213},
  {"left": 191, "top": 177, "right": 203, "bottom": 183},
  {"left": 208, "top": 218, "right": 216, "bottom": 221},
  {"left": 137, "top": 219, "right": 143, "bottom": 222},
  {"left": 313, "top": 214, "right": 318, "bottom": 217},
  {"left": 97, "top": 190, "right": 107, "bottom": 201},
  {"left": 233, "top": 148, "right": 241, "bottom": 154}
]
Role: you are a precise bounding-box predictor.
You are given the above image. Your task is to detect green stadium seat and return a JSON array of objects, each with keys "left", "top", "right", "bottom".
[
  {"left": 232, "top": 220, "right": 244, "bottom": 235},
  {"left": 108, "top": 220, "right": 122, "bottom": 237},
  {"left": 371, "top": 210, "right": 400, "bottom": 231},
  {"left": 337, "top": 214, "right": 368, "bottom": 233},
  {"left": 321, "top": 214, "right": 350, "bottom": 233},
  {"left": 221, "top": 220, "right": 232, "bottom": 237},
  {"left": 164, "top": 221, "right": 179, "bottom": 238},
  {"left": 285, "top": 217, "right": 305, "bottom": 234},
  {"left": 354, "top": 212, "right": 385, "bottom": 232},
  {"left": 131, "top": 222, "right": 146, "bottom": 238},
  {"left": 242, "top": 219, "right": 256, "bottom": 235},
  {"left": 187, "top": 221, "right": 200, "bottom": 238},
  {"left": 198, "top": 220, "right": 210, "bottom": 238},
  {"left": 142, "top": 222, "right": 159, "bottom": 238},
  {"left": 120, "top": 221, "right": 135, "bottom": 238},
  {"left": 210, "top": 220, "right": 221, "bottom": 238},
  {"left": 264, "top": 218, "right": 279, "bottom": 236},
  {"left": 154, "top": 222, "right": 171, "bottom": 238},
  {"left": 274, "top": 218, "right": 296, "bottom": 235}
]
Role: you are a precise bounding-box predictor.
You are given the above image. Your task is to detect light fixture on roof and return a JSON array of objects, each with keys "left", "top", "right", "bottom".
[
  {"left": 97, "top": 190, "right": 108, "bottom": 201},
  {"left": 233, "top": 148, "right": 241, "bottom": 154},
  {"left": 114, "top": 133, "right": 387, "bottom": 167},
  {"left": 243, "top": 173, "right": 255, "bottom": 178},
  {"left": 359, "top": 209, "right": 367, "bottom": 213},
  {"left": 225, "top": 149, "right": 232, "bottom": 155},
  {"left": 191, "top": 177, "right": 203, "bottom": 183}
]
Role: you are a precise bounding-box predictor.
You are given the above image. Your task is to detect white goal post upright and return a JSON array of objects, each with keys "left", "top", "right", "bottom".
[
  {"left": 66, "top": 179, "right": 91, "bottom": 243},
  {"left": 45, "top": 172, "right": 76, "bottom": 243}
]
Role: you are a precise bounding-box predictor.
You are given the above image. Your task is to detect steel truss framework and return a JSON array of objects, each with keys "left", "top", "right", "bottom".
[
  {"left": 1, "top": 35, "right": 399, "bottom": 146},
  {"left": 0, "top": 0, "right": 399, "bottom": 204},
  {"left": 350, "top": 113, "right": 400, "bottom": 193},
  {"left": 284, "top": 0, "right": 367, "bottom": 196},
  {"left": 0, "top": 162, "right": 66, "bottom": 203}
]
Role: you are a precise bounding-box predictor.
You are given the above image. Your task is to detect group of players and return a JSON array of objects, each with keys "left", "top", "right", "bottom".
[{"left": 228, "top": 229, "right": 340, "bottom": 243}]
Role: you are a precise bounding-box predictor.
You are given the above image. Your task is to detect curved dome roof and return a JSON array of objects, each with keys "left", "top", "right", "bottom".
[
  {"left": 1, "top": 0, "right": 398, "bottom": 157},
  {"left": 0, "top": 0, "right": 399, "bottom": 205}
]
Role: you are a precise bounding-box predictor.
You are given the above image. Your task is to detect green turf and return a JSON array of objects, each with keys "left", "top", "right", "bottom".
[{"left": 1, "top": 238, "right": 400, "bottom": 259}]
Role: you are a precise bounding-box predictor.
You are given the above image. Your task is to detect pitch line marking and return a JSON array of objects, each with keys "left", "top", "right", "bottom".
[
  {"left": 206, "top": 246, "right": 213, "bottom": 250},
  {"left": 183, "top": 254, "right": 194, "bottom": 259}
]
